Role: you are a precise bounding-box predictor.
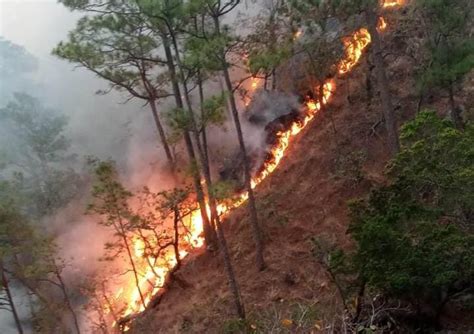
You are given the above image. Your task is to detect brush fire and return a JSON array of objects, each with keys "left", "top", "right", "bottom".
[{"left": 108, "top": 2, "right": 399, "bottom": 331}]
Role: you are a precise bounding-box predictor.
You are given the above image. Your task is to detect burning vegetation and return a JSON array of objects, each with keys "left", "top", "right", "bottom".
[
  {"left": 2, "top": 0, "right": 473, "bottom": 333},
  {"left": 104, "top": 8, "right": 389, "bottom": 330}
]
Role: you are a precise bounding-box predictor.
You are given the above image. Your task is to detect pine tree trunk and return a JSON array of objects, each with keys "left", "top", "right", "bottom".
[
  {"left": 169, "top": 30, "right": 222, "bottom": 239},
  {"left": 197, "top": 72, "right": 210, "bottom": 174},
  {"left": 214, "top": 17, "right": 266, "bottom": 271},
  {"left": 183, "top": 131, "right": 218, "bottom": 248},
  {"left": 214, "top": 217, "right": 246, "bottom": 319},
  {"left": 119, "top": 221, "right": 146, "bottom": 309},
  {"left": 366, "top": 8, "right": 400, "bottom": 155},
  {"left": 272, "top": 68, "right": 277, "bottom": 90},
  {"left": 1, "top": 264, "right": 24, "bottom": 334},
  {"left": 162, "top": 34, "right": 217, "bottom": 249},
  {"left": 53, "top": 262, "right": 81, "bottom": 334},
  {"left": 149, "top": 99, "right": 175, "bottom": 170},
  {"left": 172, "top": 208, "right": 182, "bottom": 269}
]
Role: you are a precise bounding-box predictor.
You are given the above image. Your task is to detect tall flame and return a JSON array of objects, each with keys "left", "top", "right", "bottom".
[{"left": 108, "top": 8, "right": 398, "bottom": 330}]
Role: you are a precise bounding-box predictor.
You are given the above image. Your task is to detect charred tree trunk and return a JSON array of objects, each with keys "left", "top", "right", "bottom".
[
  {"left": 149, "top": 99, "right": 175, "bottom": 170},
  {"left": 366, "top": 8, "right": 400, "bottom": 155},
  {"left": 172, "top": 208, "right": 182, "bottom": 270},
  {"left": 272, "top": 68, "right": 277, "bottom": 90},
  {"left": 1, "top": 264, "right": 24, "bottom": 334},
  {"left": 214, "top": 16, "right": 266, "bottom": 271}
]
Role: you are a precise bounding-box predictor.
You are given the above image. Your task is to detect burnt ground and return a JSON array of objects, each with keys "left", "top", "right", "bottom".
[{"left": 128, "top": 19, "right": 473, "bottom": 333}]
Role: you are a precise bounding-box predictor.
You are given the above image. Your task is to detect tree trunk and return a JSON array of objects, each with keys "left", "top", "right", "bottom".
[
  {"left": 1, "top": 264, "right": 24, "bottom": 334},
  {"left": 271, "top": 68, "right": 277, "bottom": 90},
  {"left": 448, "top": 83, "right": 464, "bottom": 129},
  {"left": 214, "top": 217, "right": 246, "bottom": 319},
  {"left": 172, "top": 208, "right": 182, "bottom": 269},
  {"left": 149, "top": 99, "right": 175, "bottom": 170},
  {"left": 197, "top": 72, "right": 210, "bottom": 175},
  {"left": 366, "top": 8, "right": 400, "bottom": 155},
  {"left": 214, "top": 16, "right": 266, "bottom": 271},
  {"left": 53, "top": 262, "right": 81, "bottom": 334},
  {"left": 119, "top": 223, "right": 146, "bottom": 309},
  {"left": 169, "top": 30, "right": 222, "bottom": 241},
  {"left": 162, "top": 33, "right": 217, "bottom": 249}
]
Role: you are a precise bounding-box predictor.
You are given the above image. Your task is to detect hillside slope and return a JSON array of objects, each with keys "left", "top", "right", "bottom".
[{"left": 129, "top": 19, "right": 466, "bottom": 333}]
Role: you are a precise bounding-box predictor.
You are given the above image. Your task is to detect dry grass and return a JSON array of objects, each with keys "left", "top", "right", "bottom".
[{"left": 129, "top": 27, "right": 431, "bottom": 333}]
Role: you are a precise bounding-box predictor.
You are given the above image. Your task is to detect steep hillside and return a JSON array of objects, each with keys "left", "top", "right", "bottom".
[{"left": 128, "top": 27, "right": 429, "bottom": 332}]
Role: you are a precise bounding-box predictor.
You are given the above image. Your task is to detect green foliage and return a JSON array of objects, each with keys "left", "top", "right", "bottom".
[
  {"left": 0, "top": 38, "right": 38, "bottom": 77},
  {"left": 419, "top": 39, "right": 474, "bottom": 92},
  {"left": 390, "top": 111, "right": 473, "bottom": 222},
  {"left": 222, "top": 318, "right": 252, "bottom": 334},
  {"left": 184, "top": 31, "right": 233, "bottom": 71},
  {"left": 166, "top": 93, "right": 226, "bottom": 138},
  {"left": 348, "top": 112, "right": 474, "bottom": 316},
  {"left": 201, "top": 92, "right": 227, "bottom": 126},
  {"left": 417, "top": 0, "right": 474, "bottom": 92},
  {"left": 248, "top": 47, "right": 291, "bottom": 77},
  {"left": 209, "top": 180, "right": 236, "bottom": 202},
  {"left": 166, "top": 107, "right": 192, "bottom": 132},
  {"left": 0, "top": 93, "right": 81, "bottom": 217},
  {"left": 53, "top": 10, "right": 167, "bottom": 100},
  {"left": 0, "top": 38, "right": 39, "bottom": 102},
  {"left": 0, "top": 193, "right": 34, "bottom": 258},
  {"left": 0, "top": 93, "right": 70, "bottom": 162},
  {"left": 88, "top": 160, "right": 132, "bottom": 224}
]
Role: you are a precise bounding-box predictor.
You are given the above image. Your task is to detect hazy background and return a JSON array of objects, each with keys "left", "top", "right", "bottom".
[
  {"left": 0, "top": 2, "right": 168, "bottom": 332},
  {"left": 0, "top": 1, "right": 288, "bottom": 332}
]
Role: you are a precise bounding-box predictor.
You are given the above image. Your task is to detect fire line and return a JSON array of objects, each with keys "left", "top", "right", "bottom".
[{"left": 111, "top": 2, "right": 398, "bottom": 329}]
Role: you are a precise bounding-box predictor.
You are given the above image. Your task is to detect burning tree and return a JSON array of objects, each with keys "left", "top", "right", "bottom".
[
  {"left": 87, "top": 161, "right": 149, "bottom": 309},
  {"left": 57, "top": 0, "right": 219, "bottom": 252},
  {"left": 186, "top": 0, "right": 267, "bottom": 272},
  {"left": 292, "top": 0, "right": 400, "bottom": 154}
]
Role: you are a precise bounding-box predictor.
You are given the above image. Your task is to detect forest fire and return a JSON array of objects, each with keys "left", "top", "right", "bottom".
[
  {"left": 383, "top": 0, "right": 405, "bottom": 7},
  {"left": 339, "top": 28, "right": 371, "bottom": 74},
  {"left": 114, "top": 9, "right": 397, "bottom": 330}
]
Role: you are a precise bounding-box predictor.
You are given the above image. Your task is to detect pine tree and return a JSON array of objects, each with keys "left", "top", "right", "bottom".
[
  {"left": 53, "top": 12, "right": 175, "bottom": 170},
  {"left": 417, "top": 0, "right": 474, "bottom": 129}
]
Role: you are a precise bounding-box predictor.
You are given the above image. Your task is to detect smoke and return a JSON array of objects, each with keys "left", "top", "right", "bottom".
[{"left": 0, "top": 0, "right": 302, "bottom": 332}]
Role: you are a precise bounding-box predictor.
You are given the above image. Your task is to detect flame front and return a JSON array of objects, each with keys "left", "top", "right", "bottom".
[{"left": 110, "top": 6, "right": 400, "bottom": 329}]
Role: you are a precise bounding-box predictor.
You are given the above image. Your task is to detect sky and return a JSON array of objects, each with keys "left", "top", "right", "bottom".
[
  {"left": 0, "top": 0, "right": 78, "bottom": 58},
  {"left": 0, "top": 0, "right": 154, "bottom": 165}
]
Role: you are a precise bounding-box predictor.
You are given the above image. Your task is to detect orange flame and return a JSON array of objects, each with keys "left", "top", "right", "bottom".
[
  {"left": 338, "top": 28, "right": 371, "bottom": 75},
  {"left": 383, "top": 0, "right": 404, "bottom": 7},
  {"left": 109, "top": 10, "right": 396, "bottom": 330},
  {"left": 293, "top": 29, "right": 303, "bottom": 40},
  {"left": 378, "top": 17, "right": 388, "bottom": 31}
]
